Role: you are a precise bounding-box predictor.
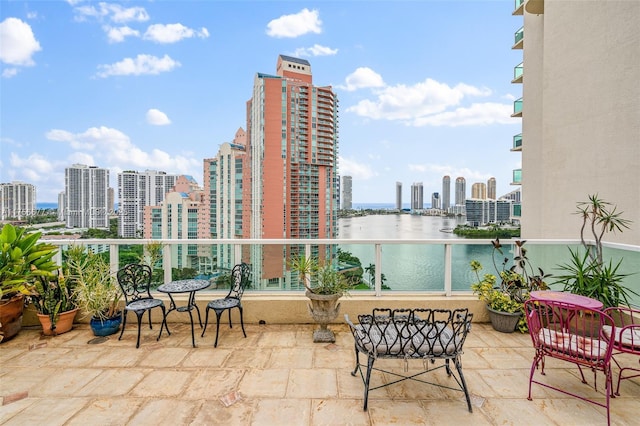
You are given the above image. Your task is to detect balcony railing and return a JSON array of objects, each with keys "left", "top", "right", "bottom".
[
  {"left": 513, "top": 0, "right": 525, "bottom": 15},
  {"left": 511, "top": 98, "right": 523, "bottom": 117},
  {"left": 45, "top": 238, "right": 640, "bottom": 307},
  {"left": 512, "top": 133, "right": 522, "bottom": 151},
  {"left": 512, "top": 168, "right": 522, "bottom": 184},
  {"left": 512, "top": 62, "right": 523, "bottom": 83},
  {"left": 513, "top": 27, "right": 524, "bottom": 49}
]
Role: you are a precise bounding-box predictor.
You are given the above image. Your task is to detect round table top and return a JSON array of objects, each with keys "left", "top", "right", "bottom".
[
  {"left": 529, "top": 290, "right": 603, "bottom": 310},
  {"left": 157, "top": 279, "right": 210, "bottom": 294}
]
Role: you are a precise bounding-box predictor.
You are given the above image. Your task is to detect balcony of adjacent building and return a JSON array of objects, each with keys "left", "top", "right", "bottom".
[
  {"left": 512, "top": 26, "right": 524, "bottom": 49},
  {"left": 513, "top": 0, "right": 525, "bottom": 15},
  {"left": 512, "top": 168, "right": 522, "bottom": 185},
  {"left": 525, "top": 0, "right": 544, "bottom": 14},
  {"left": 511, "top": 98, "right": 523, "bottom": 117},
  {"left": 512, "top": 62, "right": 523, "bottom": 84},
  {"left": 511, "top": 133, "right": 522, "bottom": 152}
]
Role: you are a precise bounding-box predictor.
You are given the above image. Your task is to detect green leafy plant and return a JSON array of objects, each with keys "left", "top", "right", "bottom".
[
  {"left": 31, "top": 271, "right": 77, "bottom": 330},
  {"left": 1, "top": 224, "right": 59, "bottom": 299},
  {"left": 67, "top": 246, "right": 122, "bottom": 321},
  {"left": 289, "top": 254, "right": 351, "bottom": 296},
  {"left": 553, "top": 195, "right": 637, "bottom": 308}
]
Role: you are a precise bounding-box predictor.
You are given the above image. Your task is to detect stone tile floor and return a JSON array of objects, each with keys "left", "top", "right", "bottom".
[{"left": 1, "top": 322, "right": 639, "bottom": 425}]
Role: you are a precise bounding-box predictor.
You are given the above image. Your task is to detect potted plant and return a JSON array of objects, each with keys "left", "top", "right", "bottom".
[
  {"left": 1, "top": 224, "right": 59, "bottom": 342},
  {"left": 67, "top": 246, "right": 123, "bottom": 336},
  {"left": 31, "top": 271, "right": 78, "bottom": 335},
  {"left": 289, "top": 254, "right": 351, "bottom": 342},
  {"left": 471, "top": 239, "right": 549, "bottom": 333},
  {"left": 553, "top": 195, "right": 637, "bottom": 308}
]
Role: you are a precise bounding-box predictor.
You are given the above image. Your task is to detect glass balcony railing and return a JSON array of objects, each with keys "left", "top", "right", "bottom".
[
  {"left": 513, "top": 0, "right": 525, "bottom": 15},
  {"left": 512, "top": 98, "right": 523, "bottom": 116},
  {"left": 512, "top": 168, "right": 522, "bottom": 184},
  {"left": 512, "top": 203, "right": 522, "bottom": 218},
  {"left": 513, "top": 62, "right": 523, "bottom": 83},
  {"left": 43, "top": 238, "right": 640, "bottom": 307},
  {"left": 513, "top": 27, "right": 524, "bottom": 49},
  {"left": 513, "top": 133, "right": 522, "bottom": 150}
]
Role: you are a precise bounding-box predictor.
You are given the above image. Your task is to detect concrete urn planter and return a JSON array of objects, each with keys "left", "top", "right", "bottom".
[{"left": 306, "top": 290, "right": 342, "bottom": 343}]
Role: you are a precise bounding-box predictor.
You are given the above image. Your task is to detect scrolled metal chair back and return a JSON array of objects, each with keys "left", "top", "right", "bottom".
[
  {"left": 227, "top": 263, "right": 250, "bottom": 300},
  {"left": 117, "top": 263, "right": 153, "bottom": 303}
]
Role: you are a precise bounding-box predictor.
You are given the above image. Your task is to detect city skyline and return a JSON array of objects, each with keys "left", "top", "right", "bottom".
[{"left": 1, "top": 1, "right": 522, "bottom": 203}]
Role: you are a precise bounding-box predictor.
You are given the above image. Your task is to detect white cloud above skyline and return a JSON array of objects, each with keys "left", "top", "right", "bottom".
[
  {"left": 146, "top": 109, "right": 171, "bottom": 126},
  {"left": 0, "top": 17, "right": 41, "bottom": 66},
  {"left": 266, "top": 8, "right": 322, "bottom": 38},
  {"left": 95, "top": 54, "right": 181, "bottom": 77}
]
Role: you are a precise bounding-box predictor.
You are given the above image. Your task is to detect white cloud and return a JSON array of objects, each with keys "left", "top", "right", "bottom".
[
  {"left": 412, "top": 102, "right": 514, "bottom": 127},
  {"left": 146, "top": 109, "right": 171, "bottom": 126},
  {"left": 143, "top": 23, "right": 209, "bottom": 44},
  {"left": 2, "top": 68, "right": 19, "bottom": 78},
  {"left": 408, "top": 163, "right": 493, "bottom": 182},
  {"left": 104, "top": 25, "right": 140, "bottom": 43},
  {"left": 293, "top": 44, "right": 338, "bottom": 57},
  {"left": 95, "top": 54, "right": 181, "bottom": 78},
  {"left": 266, "top": 8, "right": 322, "bottom": 38},
  {"left": 338, "top": 156, "right": 376, "bottom": 180},
  {"left": 9, "top": 152, "right": 55, "bottom": 182},
  {"left": 0, "top": 18, "right": 41, "bottom": 66},
  {"left": 339, "top": 67, "right": 385, "bottom": 92},
  {"left": 73, "top": 3, "right": 149, "bottom": 23}
]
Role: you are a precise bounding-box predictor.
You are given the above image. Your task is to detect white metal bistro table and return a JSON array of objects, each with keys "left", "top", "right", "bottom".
[{"left": 157, "top": 279, "right": 210, "bottom": 347}]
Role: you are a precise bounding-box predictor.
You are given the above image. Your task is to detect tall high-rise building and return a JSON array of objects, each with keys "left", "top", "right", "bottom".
[
  {"left": 395, "top": 182, "right": 402, "bottom": 210},
  {"left": 64, "top": 164, "right": 110, "bottom": 229},
  {"left": 203, "top": 129, "right": 248, "bottom": 270},
  {"left": 442, "top": 175, "right": 451, "bottom": 210},
  {"left": 411, "top": 182, "right": 423, "bottom": 210},
  {"left": 342, "top": 176, "right": 352, "bottom": 210},
  {"left": 455, "top": 177, "right": 466, "bottom": 206},
  {"left": 487, "top": 177, "right": 496, "bottom": 200},
  {"left": 0, "top": 181, "right": 36, "bottom": 220},
  {"left": 431, "top": 192, "right": 440, "bottom": 210},
  {"left": 117, "top": 170, "right": 180, "bottom": 237},
  {"left": 514, "top": 1, "right": 639, "bottom": 244},
  {"left": 246, "top": 55, "right": 339, "bottom": 287},
  {"left": 471, "top": 182, "right": 487, "bottom": 200}
]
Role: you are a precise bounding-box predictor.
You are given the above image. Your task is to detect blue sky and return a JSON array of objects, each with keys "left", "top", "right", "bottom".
[{"left": 1, "top": 0, "right": 523, "bottom": 204}]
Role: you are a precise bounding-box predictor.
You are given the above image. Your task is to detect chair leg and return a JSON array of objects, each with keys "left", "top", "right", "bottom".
[
  {"left": 455, "top": 357, "right": 473, "bottom": 413},
  {"left": 201, "top": 306, "right": 210, "bottom": 337},
  {"left": 214, "top": 310, "right": 223, "bottom": 348},
  {"left": 157, "top": 306, "right": 169, "bottom": 341},
  {"left": 238, "top": 306, "right": 246, "bottom": 338},
  {"left": 227, "top": 309, "right": 233, "bottom": 329},
  {"left": 147, "top": 309, "right": 153, "bottom": 329},
  {"left": 135, "top": 312, "right": 144, "bottom": 349},
  {"left": 119, "top": 310, "right": 128, "bottom": 341},
  {"left": 363, "top": 355, "right": 375, "bottom": 411}
]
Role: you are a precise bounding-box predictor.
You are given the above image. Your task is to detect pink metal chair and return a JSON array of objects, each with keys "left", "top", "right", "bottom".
[
  {"left": 603, "top": 306, "right": 640, "bottom": 396},
  {"left": 524, "top": 299, "right": 616, "bottom": 425}
]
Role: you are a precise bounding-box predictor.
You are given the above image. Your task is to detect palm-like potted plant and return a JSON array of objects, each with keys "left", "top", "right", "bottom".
[
  {"left": 1, "top": 224, "right": 59, "bottom": 342},
  {"left": 471, "top": 239, "right": 549, "bottom": 333},
  {"left": 289, "top": 254, "right": 351, "bottom": 342},
  {"left": 67, "top": 246, "right": 123, "bottom": 336},
  {"left": 553, "top": 195, "right": 637, "bottom": 308}
]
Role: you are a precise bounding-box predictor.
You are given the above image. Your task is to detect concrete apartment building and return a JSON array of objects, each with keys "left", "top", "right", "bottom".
[
  {"left": 411, "top": 182, "right": 424, "bottom": 210},
  {"left": 515, "top": 0, "right": 639, "bottom": 244},
  {"left": 341, "top": 176, "right": 352, "bottom": 210},
  {"left": 246, "top": 55, "right": 339, "bottom": 287},
  {"left": 63, "top": 164, "right": 110, "bottom": 229},
  {"left": 442, "top": 176, "right": 451, "bottom": 210},
  {"left": 117, "top": 170, "right": 180, "bottom": 238},
  {"left": 0, "top": 181, "right": 36, "bottom": 221}
]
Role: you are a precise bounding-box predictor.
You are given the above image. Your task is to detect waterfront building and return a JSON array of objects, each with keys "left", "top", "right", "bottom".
[
  {"left": 203, "top": 129, "right": 248, "bottom": 270},
  {"left": 57, "top": 192, "right": 65, "bottom": 221},
  {"left": 246, "top": 55, "right": 339, "bottom": 288},
  {"left": 455, "top": 177, "right": 466, "bottom": 206},
  {"left": 515, "top": 1, "right": 639, "bottom": 244},
  {"left": 395, "top": 182, "right": 402, "bottom": 210},
  {"left": 431, "top": 192, "right": 440, "bottom": 210},
  {"left": 63, "top": 164, "right": 110, "bottom": 229},
  {"left": 411, "top": 182, "right": 424, "bottom": 211},
  {"left": 471, "top": 182, "right": 487, "bottom": 200},
  {"left": 342, "top": 176, "right": 352, "bottom": 210},
  {"left": 442, "top": 175, "right": 450, "bottom": 210},
  {"left": 117, "top": 170, "right": 181, "bottom": 238},
  {"left": 465, "top": 199, "right": 511, "bottom": 226},
  {"left": 487, "top": 177, "right": 496, "bottom": 200},
  {"left": 0, "top": 181, "right": 36, "bottom": 221}
]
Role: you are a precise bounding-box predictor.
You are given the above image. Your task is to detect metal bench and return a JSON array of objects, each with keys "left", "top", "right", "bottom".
[{"left": 345, "top": 308, "right": 473, "bottom": 412}]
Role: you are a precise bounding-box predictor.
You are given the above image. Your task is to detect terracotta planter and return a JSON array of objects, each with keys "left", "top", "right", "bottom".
[
  {"left": 487, "top": 305, "right": 521, "bottom": 333},
  {"left": 306, "top": 290, "right": 341, "bottom": 343},
  {"left": 0, "top": 294, "right": 25, "bottom": 343},
  {"left": 37, "top": 308, "right": 78, "bottom": 336}
]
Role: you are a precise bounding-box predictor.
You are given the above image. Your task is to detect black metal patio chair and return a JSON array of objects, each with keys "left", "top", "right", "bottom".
[
  {"left": 117, "top": 263, "right": 168, "bottom": 348},
  {"left": 201, "top": 263, "right": 250, "bottom": 347}
]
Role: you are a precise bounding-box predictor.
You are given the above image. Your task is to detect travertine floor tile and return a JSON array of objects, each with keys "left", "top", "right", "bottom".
[
  {"left": 311, "top": 399, "right": 371, "bottom": 426},
  {"left": 238, "top": 369, "right": 289, "bottom": 397},
  {"left": 66, "top": 397, "right": 144, "bottom": 426},
  {"left": 252, "top": 398, "right": 311, "bottom": 425},
  {"left": 131, "top": 370, "right": 194, "bottom": 397},
  {"left": 287, "top": 368, "right": 338, "bottom": 398}
]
